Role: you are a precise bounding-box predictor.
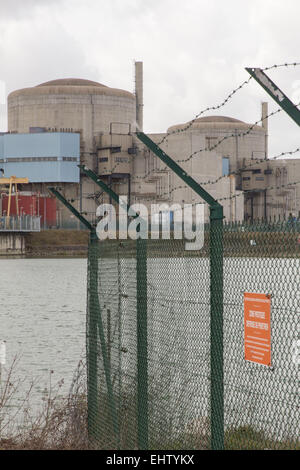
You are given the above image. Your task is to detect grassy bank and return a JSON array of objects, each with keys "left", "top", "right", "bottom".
[
  {"left": 24, "top": 230, "right": 89, "bottom": 257},
  {"left": 96, "top": 230, "right": 300, "bottom": 259},
  {"left": 1, "top": 359, "right": 298, "bottom": 450},
  {"left": 0, "top": 358, "right": 88, "bottom": 450},
  {"left": 19, "top": 228, "right": 300, "bottom": 258}
]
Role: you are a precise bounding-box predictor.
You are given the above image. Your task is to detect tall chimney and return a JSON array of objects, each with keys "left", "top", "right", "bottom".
[
  {"left": 135, "top": 61, "right": 143, "bottom": 131},
  {"left": 261, "top": 102, "right": 268, "bottom": 159}
]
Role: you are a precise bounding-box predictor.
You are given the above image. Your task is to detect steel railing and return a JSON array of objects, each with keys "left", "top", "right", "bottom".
[{"left": 0, "top": 215, "right": 41, "bottom": 232}]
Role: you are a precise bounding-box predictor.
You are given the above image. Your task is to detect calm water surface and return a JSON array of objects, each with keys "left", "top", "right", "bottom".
[
  {"left": 0, "top": 256, "right": 299, "bottom": 439},
  {"left": 0, "top": 258, "right": 87, "bottom": 413}
]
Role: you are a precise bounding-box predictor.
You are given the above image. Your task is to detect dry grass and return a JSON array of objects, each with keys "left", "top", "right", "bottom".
[
  {"left": 24, "top": 230, "right": 89, "bottom": 257},
  {"left": 25, "top": 230, "right": 89, "bottom": 247},
  {"left": 2, "top": 358, "right": 298, "bottom": 450},
  {"left": 0, "top": 357, "right": 88, "bottom": 450}
]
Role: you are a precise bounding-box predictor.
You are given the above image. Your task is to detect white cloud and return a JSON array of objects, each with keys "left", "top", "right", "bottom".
[
  {"left": 0, "top": 0, "right": 299, "bottom": 156},
  {"left": 0, "top": 80, "right": 6, "bottom": 105}
]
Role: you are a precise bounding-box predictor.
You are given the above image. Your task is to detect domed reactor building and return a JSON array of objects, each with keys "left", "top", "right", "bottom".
[
  {"left": 132, "top": 111, "right": 271, "bottom": 223},
  {"left": 5, "top": 73, "right": 137, "bottom": 227},
  {"left": 3, "top": 61, "right": 295, "bottom": 227}
]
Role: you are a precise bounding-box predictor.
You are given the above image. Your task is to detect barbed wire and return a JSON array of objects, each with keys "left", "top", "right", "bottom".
[
  {"left": 217, "top": 177, "right": 300, "bottom": 204},
  {"left": 156, "top": 78, "right": 252, "bottom": 144},
  {"left": 128, "top": 99, "right": 300, "bottom": 189},
  {"left": 106, "top": 62, "right": 300, "bottom": 177},
  {"left": 142, "top": 146, "right": 300, "bottom": 201},
  {"left": 89, "top": 142, "right": 300, "bottom": 212},
  {"left": 94, "top": 145, "right": 300, "bottom": 213},
  {"left": 97, "top": 167, "right": 299, "bottom": 220},
  {"left": 263, "top": 62, "right": 300, "bottom": 71},
  {"left": 160, "top": 176, "right": 300, "bottom": 218},
  {"left": 84, "top": 173, "right": 300, "bottom": 223},
  {"left": 108, "top": 76, "right": 253, "bottom": 176},
  {"left": 156, "top": 61, "right": 300, "bottom": 146},
  {"left": 93, "top": 61, "right": 300, "bottom": 209}
]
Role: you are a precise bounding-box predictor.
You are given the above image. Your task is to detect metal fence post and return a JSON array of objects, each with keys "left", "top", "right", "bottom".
[
  {"left": 136, "top": 237, "right": 148, "bottom": 450},
  {"left": 136, "top": 132, "right": 225, "bottom": 450},
  {"left": 210, "top": 204, "right": 224, "bottom": 450},
  {"left": 87, "top": 230, "right": 99, "bottom": 445},
  {"left": 78, "top": 166, "right": 149, "bottom": 450},
  {"left": 48, "top": 188, "right": 120, "bottom": 448},
  {"left": 88, "top": 232, "right": 120, "bottom": 448}
]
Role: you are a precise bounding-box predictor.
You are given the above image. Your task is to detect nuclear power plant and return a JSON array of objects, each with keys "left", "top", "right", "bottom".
[{"left": 1, "top": 61, "right": 300, "bottom": 226}]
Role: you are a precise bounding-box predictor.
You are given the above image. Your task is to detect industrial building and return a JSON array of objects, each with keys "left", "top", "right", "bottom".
[
  {"left": 1, "top": 61, "right": 299, "bottom": 227},
  {"left": 240, "top": 156, "right": 300, "bottom": 221},
  {"left": 5, "top": 75, "right": 137, "bottom": 226}
]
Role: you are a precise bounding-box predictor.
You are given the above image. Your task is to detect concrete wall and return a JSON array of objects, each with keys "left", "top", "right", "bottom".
[
  {"left": 7, "top": 80, "right": 136, "bottom": 223},
  {"left": 242, "top": 158, "right": 300, "bottom": 220},
  {"left": 131, "top": 125, "right": 244, "bottom": 223},
  {"left": 8, "top": 83, "right": 136, "bottom": 160},
  {"left": 7, "top": 77, "right": 278, "bottom": 225},
  {"left": 0, "top": 233, "right": 25, "bottom": 255}
]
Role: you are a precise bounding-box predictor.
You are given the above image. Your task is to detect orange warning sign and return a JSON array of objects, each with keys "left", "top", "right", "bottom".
[{"left": 244, "top": 292, "right": 271, "bottom": 366}]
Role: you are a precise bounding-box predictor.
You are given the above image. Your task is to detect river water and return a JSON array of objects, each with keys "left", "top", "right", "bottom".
[
  {"left": 98, "top": 254, "right": 300, "bottom": 441},
  {"left": 0, "top": 258, "right": 87, "bottom": 422},
  {"left": 0, "top": 256, "right": 299, "bottom": 441}
]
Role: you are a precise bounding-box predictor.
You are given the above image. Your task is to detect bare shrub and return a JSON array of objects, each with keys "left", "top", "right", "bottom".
[{"left": 0, "top": 358, "right": 88, "bottom": 450}]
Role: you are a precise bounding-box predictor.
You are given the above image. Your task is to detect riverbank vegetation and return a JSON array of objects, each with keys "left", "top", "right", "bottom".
[
  {"left": 0, "top": 357, "right": 88, "bottom": 450},
  {"left": 24, "top": 230, "right": 89, "bottom": 257},
  {"left": 1, "top": 357, "right": 299, "bottom": 450}
]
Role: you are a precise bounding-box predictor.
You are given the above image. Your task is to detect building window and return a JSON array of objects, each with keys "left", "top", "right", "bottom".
[
  {"left": 99, "top": 157, "right": 108, "bottom": 162},
  {"left": 222, "top": 157, "right": 230, "bottom": 176},
  {"left": 243, "top": 177, "right": 251, "bottom": 181},
  {"left": 111, "top": 147, "right": 121, "bottom": 154}
]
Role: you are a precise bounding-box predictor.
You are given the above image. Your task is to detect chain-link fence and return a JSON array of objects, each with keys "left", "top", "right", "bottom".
[{"left": 86, "top": 220, "right": 300, "bottom": 450}]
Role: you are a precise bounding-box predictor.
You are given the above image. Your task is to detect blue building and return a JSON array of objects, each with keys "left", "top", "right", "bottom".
[{"left": 0, "top": 132, "right": 80, "bottom": 183}]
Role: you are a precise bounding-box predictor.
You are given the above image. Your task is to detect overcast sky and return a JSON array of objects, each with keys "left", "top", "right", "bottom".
[{"left": 0, "top": 0, "right": 299, "bottom": 159}]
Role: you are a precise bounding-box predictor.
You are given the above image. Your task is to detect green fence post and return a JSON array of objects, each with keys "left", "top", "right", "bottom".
[
  {"left": 135, "top": 132, "right": 224, "bottom": 450},
  {"left": 245, "top": 68, "right": 300, "bottom": 127},
  {"left": 48, "top": 188, "right": 120, "bottom": 448},
  {"left": 78, "top": 165, "right": 149, "bottom": 450},
  {"left": 210, "top": 204, "right": 224, "bottom": 450},
  {"left": 88, "top": 230, "right": 100, "bottom": 446},
  {"left": 89, "top": 230, "right": 120, "bottom": 448},
  {"left": 136, "top": 237, "right": 148, "bottom": 450}
]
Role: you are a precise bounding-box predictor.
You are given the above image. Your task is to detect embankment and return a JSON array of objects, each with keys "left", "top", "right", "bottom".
[
  {"left": 1, "top": 229, "right": 300, "bottom": 258},
  {"left": 24, "top": 230, "right": 89, "bottom": 257}
]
